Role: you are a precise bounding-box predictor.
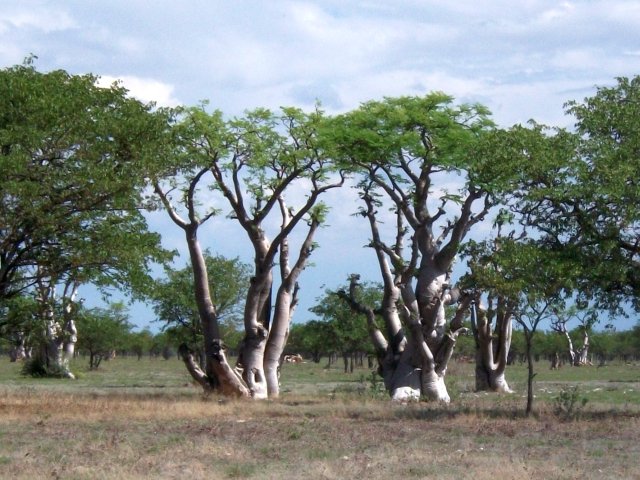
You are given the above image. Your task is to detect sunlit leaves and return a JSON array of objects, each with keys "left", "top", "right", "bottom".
[{"left": 0, "top": 62, "right": 172, "bottom": 298}]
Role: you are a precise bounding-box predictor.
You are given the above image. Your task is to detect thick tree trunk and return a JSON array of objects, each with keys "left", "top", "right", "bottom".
[
  {"left": 155, "top": 182, "right": 250, "bottom": 396},
  {"left": 182, "top": 226, "right": 250, "bottom": 397},
  {"left": 472, "top": 301, "right": 513, "bottom": 393},
  {"left": 263, "top": 287, "right": 293, "bottom": 397},
  {"left": 341, "top": 269, "right": 466, "bottom": 403},
  {"left": 389, "top": 363, "right": 422, "bottom": 401},
  {"left": 34, "top": 276, "right": 75, "bottom": 378},
  {"left": 260, "top": 201, "right": 318, "bottom": 398},
  {"left": 61, "top": 283, "right": 79, "bottom": 374},
  {"left": 241, "top": 272, "right": 271, "bottom": 399},
  {"left": 44, "top": 313, "right": 75, "bottom": 378},
  {"left": 402, "top": 272, "right": 463, "bottom": 403}
]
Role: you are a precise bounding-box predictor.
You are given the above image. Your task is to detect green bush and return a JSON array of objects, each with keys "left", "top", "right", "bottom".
[{"left": 553, "top": 385, "right": 588, "bottom": 421}]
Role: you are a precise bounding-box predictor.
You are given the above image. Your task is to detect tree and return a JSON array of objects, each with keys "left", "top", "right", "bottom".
[
  {"left": 76, "top": 303, "right": 133, "bottom": 370},
  {"left": 150, "top": 253, "right": 251, "bottom": 366},
  {"left": 313, "top": 280, "right": 379, "bottom": 373},
  {"left": 330, "top": 94, "right": 530, "bottom": 402},
  {"left": 550, "top": 305, "right": 597, "bottom": 366},
  {"left": 286, "top": 320, "right": 332, "bottom": 363},
  {"left": 461, "top": 235, "right": 514, "bottom": 393},
  {"left": 466, "top": 237, "right": 578, "bottom": 415},
  {"left": 0, "top": 294, "right": 39, "bottom": 361},
  {"left": 127, "top": 328, "right": 154, "bottom": 360},
  {"left": 0, "top": 60, "right": 172, "bottom": 376},
  {"left": 512, "top": 76, "right": 640, "bottom": 311},
  {"left": 152, "top": 105, "right": 343, "bottom": 398}
]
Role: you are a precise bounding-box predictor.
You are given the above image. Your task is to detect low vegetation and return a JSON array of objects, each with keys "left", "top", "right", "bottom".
[{"left": 0, "top": 356, "right": 638, "bottom": 479}]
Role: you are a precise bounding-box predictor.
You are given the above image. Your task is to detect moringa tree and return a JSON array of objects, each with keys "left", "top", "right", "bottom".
[
  {"left": 152, "top": 105, "right": 343, "bottom": 398},
  {"left": 329, "top": 94, "right": 530, "bottom": 402},
  {"left": 511, "top": 76, "right": 640, "bottom": 311},
  {"left": 465, "top": 236, "right": 579, "bottom": 415},
  {"left": 550, "top": 305, "right": 597, "bottom": 366},
  {"left": 461, "top": 234, "right": 515, "bottom": 393}
]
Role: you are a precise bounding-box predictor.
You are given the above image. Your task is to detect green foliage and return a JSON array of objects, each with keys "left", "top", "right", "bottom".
[
  {"left": 287, "top": 320, "right": 333, "bottom": 361},
  {"left": 127, "top": 329, "right": 155, "bottom": 359},
  {"left": 0, "top": 61, "right": 173, "bottom": 301},
  {"left": 512, "top": 76, "right": 640, "bottom": 311},
  {"left": 0, "top": 295, "right": 39, "bottom": 349},
  {"left": 309, "top": 281, "right": 382, "bottom": 357},
  {"left": 553, "top": 385, "right": 589, "bottom": 421},
  {"left": 150, "top": 253, "right": 251, "bottom": 349},
  {"left": 330, "top": 93, "right": 493, "bottom": 169},
  {"left": 20, "top": 355, "right": 75, "bottom": 378},
  {"left": 75, "top": 302, "right": 133, "bottom": 369}
]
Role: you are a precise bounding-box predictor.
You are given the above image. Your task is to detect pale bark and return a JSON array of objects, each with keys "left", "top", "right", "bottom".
[
  {"left": 264, "top": 198, "right": 319, "bottom": 397},
  {"left": 154, "top": 177, "right": 250, "bottom": 397},
  {"left": 9, "top": 332, "right": 29, "bottom": 362},
  {"left": 576, "top": 329, "right": 590, "bottom": 365},
  {"left": 35, "top": 274, "right": 76, "bottom": 378},
  {"left": 550, "top": 352, "right": 561, "bottom": 370},
  {"left": 552, "top": 320, "right": 591, "bottom": 366},
  {"left": 471, "top": 300, "right": 513, "bottom": 393},
  {"left": 241, "top": 271, "right": 271, "bottom": 399},
  {"left": 340, "top": 186, "right": 483, "bottom": 403},
  {"left": 61, "top": 281, "right": 79, "bottom": 373}
]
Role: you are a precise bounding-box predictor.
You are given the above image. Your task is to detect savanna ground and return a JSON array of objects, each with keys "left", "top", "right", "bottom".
[{"left": 0, "top": 354, "right": 639, "bottom": 479}]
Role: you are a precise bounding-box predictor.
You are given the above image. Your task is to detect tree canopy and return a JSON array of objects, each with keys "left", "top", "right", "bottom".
[{"left": 0, "top": 60, "right": 172, "bottom": 301}]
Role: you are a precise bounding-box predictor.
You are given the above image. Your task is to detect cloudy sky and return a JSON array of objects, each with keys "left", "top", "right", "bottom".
[{"left": 2, "top": 1, "right": 639, "bottom": 330}]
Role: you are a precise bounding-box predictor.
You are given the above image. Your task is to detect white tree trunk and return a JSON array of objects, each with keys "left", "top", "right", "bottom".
[
  {"left": 563, "top": 329, "right": 577, "bottom": 365},
  {"left": 263, "top": 291, "right": 292, "bottom": 398},
  {"left": 61, "top": 282, "right": 79, "bottom": 373},
  {"left": 472, "top": 302, "right": 512, "bottom": 393},
  {"left": 389, "top": 347, "right": 422, "bottom": 402},
  {"left": 421, "top": 369, "right": 450, "bottom": 403},
  {"left": 576, "top": 329, "right": 590, "bottom": 365},
  {"left": 9, "top": 332, "right": 28, "bottom": 362}
]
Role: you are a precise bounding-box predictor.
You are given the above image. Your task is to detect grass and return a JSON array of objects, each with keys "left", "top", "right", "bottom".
[{"left": 0, "top": 356, "right": 639, "bottom": 479}]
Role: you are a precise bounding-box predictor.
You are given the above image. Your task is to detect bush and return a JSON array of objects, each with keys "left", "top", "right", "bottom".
[
  {"left": 20, "top": 357, "right": 72, "bottom": 378},
  {"left": 553, "top": 385, "right": 588, "bottom": 421}
]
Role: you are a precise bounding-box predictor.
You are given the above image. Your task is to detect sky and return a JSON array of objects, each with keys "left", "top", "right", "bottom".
[{"left": 2, "top": 0, "right": 639, "bottom": 331}]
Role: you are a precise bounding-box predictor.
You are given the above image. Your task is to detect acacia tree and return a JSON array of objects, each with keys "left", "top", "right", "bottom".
[
  {"left": 330, "top": 94, "right": 530, "bottom": 402},
  {"left": 153, "top": 105, "right": 342, "bottom": 398},
  {"left": 286, "top": 320, "right": 332, "bottom": 363},
  {"left": 0, "top": 61, "right": 171, "bottom": 376},
  {"left": 76, "top": 303, "right": 133, "bottom": 370},
  {"left": 512, "top": 76, "right": 640, "bottom": 311},
  {"left": 313, "top": 279, "right": 379, "bottom": 373}
]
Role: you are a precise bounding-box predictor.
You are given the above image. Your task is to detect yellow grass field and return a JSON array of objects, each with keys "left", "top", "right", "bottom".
[{"left": 1, "top": 356, "right": 639, "bottom": 479}]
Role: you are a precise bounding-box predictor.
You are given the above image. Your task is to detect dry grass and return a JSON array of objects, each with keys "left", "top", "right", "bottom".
[{"left": 1, "top": 357, "right": 639, "bottom": 479}]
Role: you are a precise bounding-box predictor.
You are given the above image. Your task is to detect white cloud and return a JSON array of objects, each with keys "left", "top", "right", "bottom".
[
  {"left": 538, "top": 2, "right": 576, "bottom": 24},
  {"left": 96, "top": 75, "right": 180, "bottom": 107},
  {"left": 0, "top": 8, "right": 76, "bottom": 34}
]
